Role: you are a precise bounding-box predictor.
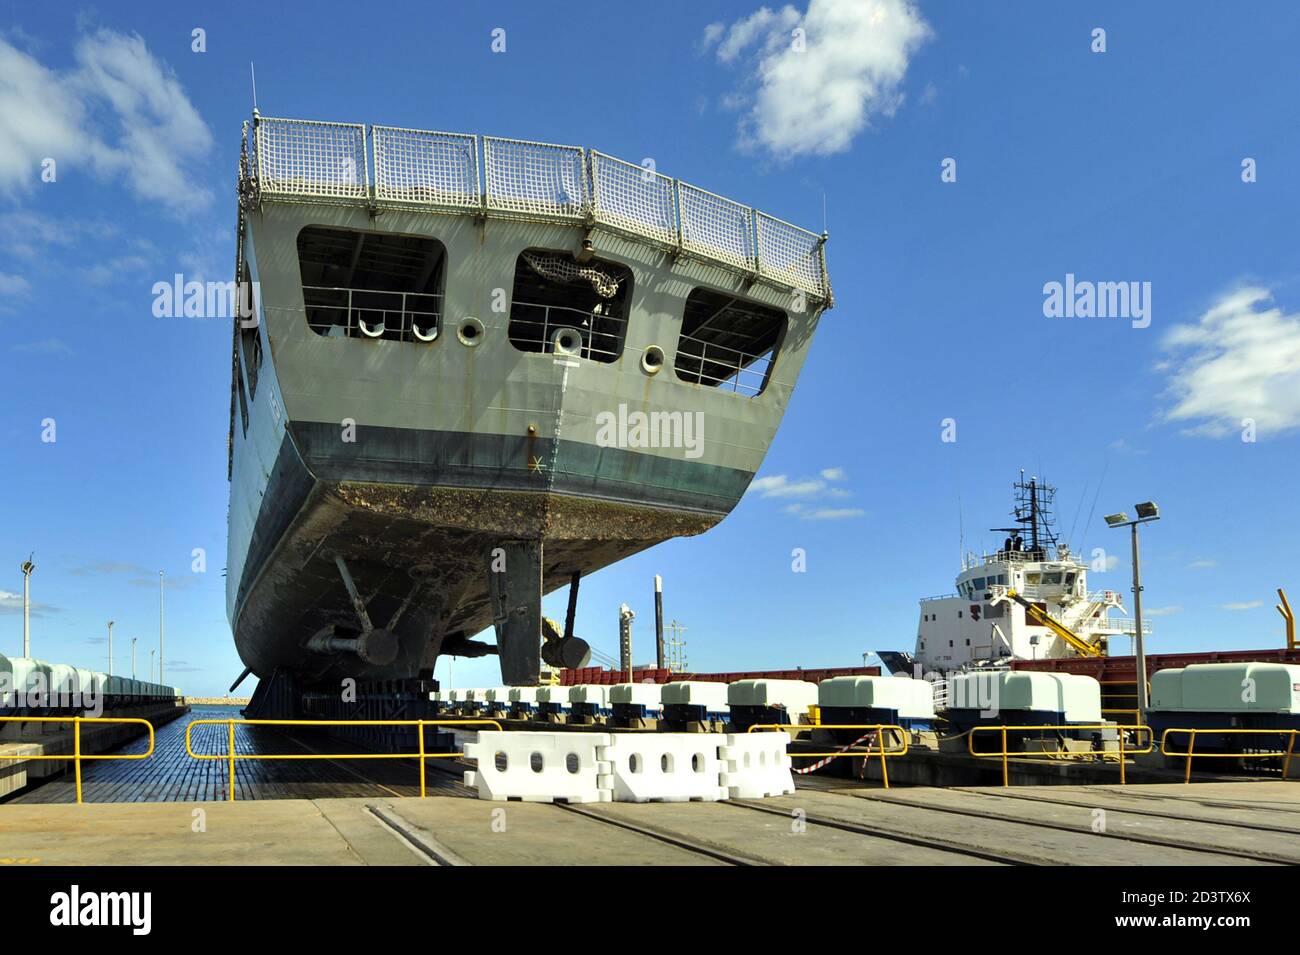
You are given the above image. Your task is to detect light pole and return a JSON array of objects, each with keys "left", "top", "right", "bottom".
[
  {"left": 132, "top": 638, "right": 138, "bottom": 678},
  {"left": 20, "top": 556, "right": 35, "bottom": 657},
  {"left": 150, "top": 649, "right": 156, "bottom": 684},
  {"left": 1105, "top": 502, "right": 1160, "bottom": 718},
  {"left": 159, "top": 570, "right": 165, "bottom": 685},
  {"left": 107, "top": 620, "right": 114, "bottom": 676}
]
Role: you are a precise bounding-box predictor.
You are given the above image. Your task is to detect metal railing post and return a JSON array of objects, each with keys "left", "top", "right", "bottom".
[
  {"left": 228, "top": 720, "right": 237, "bottom": 802},
  {"left": 877, "top": 730, "right": 890, "bottom": 790},
  {"left": 418, "top": 719, "right": 427, "bottom": 798},
  {"left": 1185, "top": 730, "right": 1196, "bottom": 785},
  {"left": 1119, "top": 728, "right": 1127, "bottom": 785},
  {"left": 74, "top": 717, "right": 83, "bottom": 805},
  {"left": 1285, "top": 731, "right": 1296, "bottom": 781},
  {"left": 1001, "top": 726, "right": 1009, "bottom": 787}
]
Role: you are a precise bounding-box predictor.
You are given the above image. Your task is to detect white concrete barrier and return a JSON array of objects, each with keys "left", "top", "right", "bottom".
[
  {"left": 463, "top": 731, "right": 612, "bottom": 803},
  {"left": 719, "top": 732, "right": 795, "bottom": 798},
  {"left": 599, "top": 734, "right": 729, "bottom": 803}
]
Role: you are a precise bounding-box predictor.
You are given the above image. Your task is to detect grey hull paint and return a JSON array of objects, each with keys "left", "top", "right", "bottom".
[
  {"left": 231, "top": 422, "right": 751, "bottom": 686},
  {"left": 227, "top": 199, "right": 824, "bottom": 688}
]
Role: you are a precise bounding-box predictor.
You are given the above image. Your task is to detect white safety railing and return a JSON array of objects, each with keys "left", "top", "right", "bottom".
[
  {"left": 371, "top": 126, "right": 479, "bottom": 209},
  {"left": 756, "top": 212, "right": 825, "bottom": 295},
  {"left": 483, "top": 136, "right": 587, "bottom": 221},
  {"left": 255, "top": 117, "right": 369, "bottom": 201},
  {"left": 302, "top": 286, "right": 442, "bottom": 342},
  {"left": 248, "top": 116, "right": 830, "bottom": 301},
  {"left": 674, "top": 334, "right": 774, "bottom": 397},
  {"left": 589, "top": 151, "right": 678, "bottom": 247},
  {"left": 507, "top": 300, "right": 627, "bottom": 363},
  {"left": 678, "top": 182, "right": 755, "bottom": 272}
]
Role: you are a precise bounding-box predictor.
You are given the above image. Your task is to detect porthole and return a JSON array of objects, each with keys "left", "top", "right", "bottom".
[
  {"left": 641, "top": 345, "right": 665, "bottom": 375},
  {"left": 458, "top": 317, "right": 484, "bottom": 346}
]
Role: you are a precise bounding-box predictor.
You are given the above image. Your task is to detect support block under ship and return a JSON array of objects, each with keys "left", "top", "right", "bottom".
[{"left": 226, "top": 115, "right": 832, "bottom": 701}]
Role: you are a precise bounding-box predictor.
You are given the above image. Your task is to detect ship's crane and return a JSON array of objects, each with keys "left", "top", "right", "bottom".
[{"left": 993, "top": 589, "right": 1106, "bottom": 658}]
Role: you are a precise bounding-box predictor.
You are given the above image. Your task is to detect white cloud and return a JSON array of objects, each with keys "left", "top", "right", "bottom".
[
  {"left": 79, "top": 254, "right": 150, "bottom": 285},
  {"left": 702, "top": 0, "right": 932, "bottom": 159},
  {"left": 749, "top": 466, "right": 863, "bottom": 519},
  {"left": 0, "top": 589, "right": 59, "bottom": 616},
  {"left": 10, "top": 338, "right": 71, "bottom": 356},
  {"left": 1219, "top": 600, "right": 1262, "bottom": 611},
  {"left": 1144, "top": 606, "right": 1183, "bottom": 618},
  {"left": 1188, "top": 558, "right": 1216, "bottom": 569},
  {"left": 1160, "top": 286, "right": 1300, "bottom": 437},
  {"left": 748, "top": 471, "right": 850, "bottom": 499},
  {"left": 1107, "top": 438, "right": 1147, "bottom": 455},
  {"left": 0, "top": 30, "right": 212, "bottom": 212},
  {"left": 0, "top": 272, "right": 30, "bottom": 294},
  {"left": 785, "top": 504, "right": 865, "bottom": 520}
]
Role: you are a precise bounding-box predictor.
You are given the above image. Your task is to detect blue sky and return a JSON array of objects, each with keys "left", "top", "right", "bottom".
[{"left": 2, "top": 1, "right": 1298, "bottom": 695}]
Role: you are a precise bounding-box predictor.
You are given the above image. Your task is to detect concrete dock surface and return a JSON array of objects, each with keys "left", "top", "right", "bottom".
[{"left": 2, "top": 780, "right": 1295, "bottom": 866}]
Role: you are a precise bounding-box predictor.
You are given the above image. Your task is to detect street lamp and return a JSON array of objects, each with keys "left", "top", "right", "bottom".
[
  {"left": 107, "top": 621, "right": 114, "bottom": 677},
  {"left": 1105, "top": 502, "right": 1160, "bottom": 718},
  {"left": 132, "top": 637, "right": 138, "bottom": 677},
  {"left": 20, "top": 556, "right": 35, "bottom": 657},
  {"left": 150, "top": 649, "right": 156, "bottom": 684}
]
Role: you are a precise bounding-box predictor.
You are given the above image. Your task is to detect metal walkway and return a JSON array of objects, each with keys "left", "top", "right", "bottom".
[{"left": 9, "top": 707, "right": 469, "bottom": 804}]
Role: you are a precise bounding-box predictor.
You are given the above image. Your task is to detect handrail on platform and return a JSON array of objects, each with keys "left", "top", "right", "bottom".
[
  {"left": 184, "top": 718, "right": 500, "bottom": 801},
  {"left": 967, "top": 723, "right": 1153, "bottom": 787},
  {"left": 0, "top": 715, "right": 155, "bottom": 804},
  {"left": 747, "top": 722, "right": 908, "bottom": 789},
  {"left": 1159, "top": 727, "right": 1298, "bottom": 784}
]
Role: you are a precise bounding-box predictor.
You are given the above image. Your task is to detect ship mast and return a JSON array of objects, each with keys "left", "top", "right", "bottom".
[{"left": 989, "top": 471, "right": 1060, "bottom": 561}]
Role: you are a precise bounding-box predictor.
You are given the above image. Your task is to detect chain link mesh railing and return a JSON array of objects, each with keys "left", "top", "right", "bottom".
[
  {"left": 589, "top": 151, "right": 678, "bottom": 247},
  {"left": 372, "top": 126, "right": 479, "bottom": 209},
  {"left": 256, "top": 118, "right": 369, "bottom": 201},
  {"left": 247, "top": 118, "right": 829, "bottom": 300},
  {"left": 756, "top": 212, "right": 826, "bottom": 298},
  {"left": 483, "top": 136, "right": 587, "bottom": 220},
  {"left": 678, "top": 183, "right": 756, "bottom": 272}
]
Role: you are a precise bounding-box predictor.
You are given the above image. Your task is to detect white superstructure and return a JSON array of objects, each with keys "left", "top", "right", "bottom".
[{"left": 911, "top": 475, "right": 1149, "bottom": 673}]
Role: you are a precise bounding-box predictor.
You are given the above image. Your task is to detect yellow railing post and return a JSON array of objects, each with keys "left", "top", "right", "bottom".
[
  {"left": 417, "top": 719, "right": 427, "bottom": 798},
  {"left": 1184, "top": 730, "right": 1196, "bottom": 785},
  {"left": 227, "top": 720, "right": 237, "bottom": 802},
  {"left": 968, "top": 724, "right": 1152, "bottom": 787},
  {"left": 1119, "top": 727, "right": 1127, "bottom": 786},
  {"left": 877, "top": 730, "right": 889, "bottom": 790},
  {"left": 181, "top": 718, "right": 500, "bottom": 798},
  {"left": 1285, "top": 731, "right": 1296, "bottom": 781},
  {"left": 73, "top": 717, "right": 83, "bottom": 805},
  {"left": 0, "top": 715, "right": 153, "bottom": 805},
  {"left": 1001, "top": 726, "right": 1009, "bottom": 787}
]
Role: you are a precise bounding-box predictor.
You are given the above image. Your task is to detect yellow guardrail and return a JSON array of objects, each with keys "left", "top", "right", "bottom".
[
  {"left": 1159, "top": 727, "right": 1298, "bottom": 784},
  {"left": 747, "top": 723, "right": 908, "bottom": 789},
  {"left": 184, "top": 718, "right": 501, "bottom": 801},
  {"left": 0, "top": 715, "right": 155, "bottom": 804},
  {"left": 968, "top": 724, "right": 1153, "bottom": 787}
]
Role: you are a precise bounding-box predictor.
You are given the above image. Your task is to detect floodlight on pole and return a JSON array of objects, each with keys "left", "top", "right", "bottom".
[
  {"left": 1107, "top": 502, "right": 1161, "bottom": 718},
  {"left": 20, "top": 556, "right": 35, "bottom": 657}
]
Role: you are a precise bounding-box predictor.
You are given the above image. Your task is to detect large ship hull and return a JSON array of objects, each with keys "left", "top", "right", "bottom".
[{"left": 226, "top": 119, "right": 830, "bottom": 689}]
